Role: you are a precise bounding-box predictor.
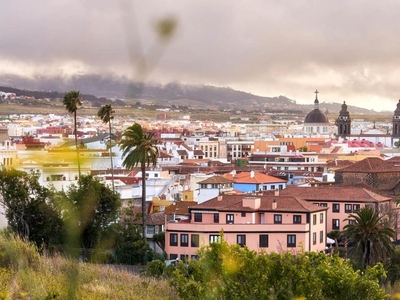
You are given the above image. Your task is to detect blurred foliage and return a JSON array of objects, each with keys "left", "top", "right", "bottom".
[{"left": 169, "top": 238, "right": 389, "bottom": 300}]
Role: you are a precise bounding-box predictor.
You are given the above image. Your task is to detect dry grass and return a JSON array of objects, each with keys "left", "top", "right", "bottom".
[{"left": 0, "top": 253, "right": 180, "bottom": 299}]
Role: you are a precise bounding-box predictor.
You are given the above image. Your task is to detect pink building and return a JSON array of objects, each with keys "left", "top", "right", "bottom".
[
  {"left": 274, "top": 186, "right": 394, "bottom": 232},
  {"left": 165, "top": 192, "right": 328, "bottom": 260}
]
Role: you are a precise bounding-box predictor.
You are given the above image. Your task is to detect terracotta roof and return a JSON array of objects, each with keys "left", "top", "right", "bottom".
[
  {"left": 147, "top": 212, "right": 166, "bottom": 225},
  {"left": 274, "top": 186, "right": 392, "bottom": 203},
  {"left": 193, "top": 150, "right": 204, "bottom": 155},
  {"left": 335, "top": 157, "right": 400, "bottom": 173},
  {"left": 177, "top": 150, "right": 188, "bottom": 156},
  {"left": 225, "top": 171, "right": 287, "bottom": 184},
  {"left": 193, "top": 194, "right": 326, "bottom": 213},
  {"left": 198, "top": 175, "right": 233, "bottom": 184},
  {"left": 164, "top": 201, "right": 198, "bottom": 215},
  {"left": 326, "top": 160, "right": 355, "bottom": 168}
]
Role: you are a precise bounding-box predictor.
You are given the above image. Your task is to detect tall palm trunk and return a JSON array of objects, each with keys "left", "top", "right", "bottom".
[
  {"left": 141, "top": 163, "right": 147, "bottom": 264},
  {"left": 74, "top": 111, "right": 81, "bottom": 177},
  {"left": 109, "top": 121, "right": 115, "bottom": 192}
]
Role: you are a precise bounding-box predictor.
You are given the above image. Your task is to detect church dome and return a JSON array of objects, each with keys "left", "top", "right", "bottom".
[
  {"left": 304, "top": 90, "right": 329, "bottom": 123},
  {"left": 304, "top": 109, "right": 329, "bottom": 123}
]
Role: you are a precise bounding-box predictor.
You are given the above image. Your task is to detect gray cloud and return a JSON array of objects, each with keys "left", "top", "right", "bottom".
[{"left": 1, "top": 0, "right": 400, "bottom": 110}]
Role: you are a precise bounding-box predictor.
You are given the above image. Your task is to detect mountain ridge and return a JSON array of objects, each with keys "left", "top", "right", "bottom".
[{"left": 0, "top": 74, "right": 378, "bottom": 114}]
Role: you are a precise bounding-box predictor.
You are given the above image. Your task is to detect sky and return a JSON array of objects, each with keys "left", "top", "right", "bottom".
[{"left": 1, "top": 0, "right": 400, "bottom": 111}]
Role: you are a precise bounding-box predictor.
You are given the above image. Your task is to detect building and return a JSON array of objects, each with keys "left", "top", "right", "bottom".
[
  {"left": 336, "top": 101, "right": 351, "bottom": 138},
  {"left": 225, "top": 170, "right": 287, "bottom": 193},
  {"left": 303, "top": 90, "right": 331, "bottom": 137},
  {"left": 274, "top": 186, "right": 394, "bottom": 232},
  {"left": 165, "top": 192, "right": 328, "bottom": 260}
]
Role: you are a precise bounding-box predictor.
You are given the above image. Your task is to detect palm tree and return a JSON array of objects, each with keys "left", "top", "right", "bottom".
[
  {"left": 63, "top": 91, "right": 82, "bottom": 178},
  {"left": 97, "top": 104, "right": 115, "bottom": 192},
  {"left": 119, "top": 123, "right": 159, "bottom": 262},
  {"left": 344, "top": 206, "right": 395, "bottom": 269}
]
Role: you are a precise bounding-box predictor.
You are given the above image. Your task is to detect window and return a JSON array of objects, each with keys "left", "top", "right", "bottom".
[
  {"left": 181, "top": 234, "right": 189, "bottom": 247},
  {"left": 226, "top": 214, "right": 234, "bottom": 224},
  {"left": 332, "top": 204, "right": 340, "bottom": 213},
  {"left": 320, "top": 231, "right": 323, "bottom": 243},
  {"left": 237, "top": 235, "right": 246, "bottom": 247},
  {"left": 320, "top": 203, "right": 328, "bottom": 207},
  {"left": 320, "top": 213, "right": 323, "bottom": 224},
  {"left": 194, "top": 213, "right": 202, "bottom": 222},
  {"left": 191, "top": 255, "right": 199, "bottom": 260},
  {"left": 287, "top": 235, "right": 296, "bottom": 247},
  {"left": 259, "top": 235, "right": 269, "bottom": 247},
  {"left": 180, "top": 254, "right": 188, "bottom": 261},
  {"left": 170, "top": 233, "right": 178, "bottom": 246},
  {"left": 313, "top": 214, "right": 316, "bottom": 225},
  {"left": 332, "top": 219, "right": 340, "bottom": 230},
  {"left": 191, "top": 234, "right": 199, "bottom": 247},
  {"left": 271, "top": 185, "right": 275, "bottom": 190},
  {"left": 147, "top": 226, "right": 156, "bottom": 235},
  {"left": 353, "top": 204, "right": 360, "bottom": 212},
  {"left": 274, "top": 214, "right": 282, "bottom": 224},
  {"left": 293, "top": 215, "right": 302, "bottom": 224},
  {"left": 210, "top": 235, "right": 221, "bottom": 243},
  {"left": 313, "top": 232, "right": 317, "bottom": 245},
  {"left": 213, "top": 213, "right": 219, "bottom": 223},
  {"left": 345, "top": 204, "right": 352, "bottom": 213},
  {"left": 348, "top": 219, "right": 355, "bottom": 225},
  {"left": 170, "top": 254, "right": 178, "bottom": 260},
  {"left": 241, "top": 212, "right": 246, "bottom": 217}
]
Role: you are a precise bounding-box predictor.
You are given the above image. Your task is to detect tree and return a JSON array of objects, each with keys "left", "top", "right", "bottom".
[
  {"left": 97, "top": 104, "right": 116, "bottom": 192},
  {"left": 0, "top": 168, "right": 64, "bottom": 249},
  {"left": 344, "top": 207, "right": 395, "bottom": 269},
  {"left": 328, "top": 230, "right": 343, "bottom": 254},
  {"left": 170, "top": 238, "right": 389, "bottom": 300},
  {"left": 119, "top": 123, "right": 159, "bottom": 263},
  {"left": 62, "top": 175, "right": 121, "bottom": 252},
  {"left": 63, "top": 90, "right": 82, "bottom": 178}
]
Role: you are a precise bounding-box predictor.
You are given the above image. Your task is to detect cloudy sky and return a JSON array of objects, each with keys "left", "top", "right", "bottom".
[{"left": 1, "top": 0, "right": 400, "bottom": 111}]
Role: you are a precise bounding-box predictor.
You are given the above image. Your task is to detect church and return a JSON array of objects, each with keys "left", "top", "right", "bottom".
[{"left": 303, "top": 90, "right": 332, "bottom": 137}]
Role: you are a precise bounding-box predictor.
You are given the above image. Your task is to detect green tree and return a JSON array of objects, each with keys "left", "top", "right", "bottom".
[
  {"left": 0, "top": 168, "right": 64, "bottom": 249},
  {"left": 344, "top": 206, "right": 395, "bottom": 269},
  {"left": 170, "top": 238, "right": 389, "bottom": 300},
  {"left": 97, "top": 104, "right": 115, "bottom": 192},
  {"left": 119, "top": 123, "right": 159, "bottom": 263},
  {"left": 113, "top": 215, "right": 149, "bottom": 265},
  {"left": 62, "top": 175, "right": 121, "bottom": 252},
  {"left": 63, "top": 90, "right": 82, "bottom": 177}
]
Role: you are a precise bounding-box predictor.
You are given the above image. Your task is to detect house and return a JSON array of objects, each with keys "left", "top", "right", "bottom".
[
  {"left": 225, "top": 170, "right": 287, "bottom": 193},
  {"left": 165, "top": 192, "right": 328, "bottom": 260},
  {"left": 334, "top": 157, "right": 400, "bottom": 190},
  {"left": 274, "top": 186, "right": 394, "bottom": 233},
  {"left": 197, "top": 175, "right": 234, "bottom": 204}
]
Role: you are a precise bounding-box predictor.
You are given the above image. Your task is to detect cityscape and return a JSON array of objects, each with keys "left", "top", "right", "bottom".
[{"left": 3, "top": 1, "right": 400, "bottom": 298}]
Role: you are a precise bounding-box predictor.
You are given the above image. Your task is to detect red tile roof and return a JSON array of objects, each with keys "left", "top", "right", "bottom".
[
  {"left": 335, "top": 157, "right": 400, "bottom": 173},
  {"left": 275, "top": 185, "right": 391, "bottom": 203},
  {"left": 193, "top": 194, "right": 326, "bottom": 213},
  {"left": 164, "top": 201, "right": 198, "bottom": 215},
  {"left": 225, "top": 171, "right": 287, "bottom": 184},
  {"left": 198, "top": 175, "right": 233, "bottom": 184}
]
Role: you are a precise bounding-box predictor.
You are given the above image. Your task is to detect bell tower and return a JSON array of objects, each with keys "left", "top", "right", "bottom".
[
  {"left": 392, "top": 100, "right": 400, "bottom": 139},
  {"left": 337, "top": 101, "right": 351, "bottom": 138}
]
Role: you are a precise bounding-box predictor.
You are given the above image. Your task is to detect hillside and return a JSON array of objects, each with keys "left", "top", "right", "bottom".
[{"left": 0, "top": 74, "right": 377, "bottom": 114}]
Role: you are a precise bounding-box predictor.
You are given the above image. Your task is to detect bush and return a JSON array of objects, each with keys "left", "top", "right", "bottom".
[
  {"left": 0, "top": 230, "right": 40, "bottom": 270},
  {"left": 142, "top": 260, "right": 166, "bottom": 278}
]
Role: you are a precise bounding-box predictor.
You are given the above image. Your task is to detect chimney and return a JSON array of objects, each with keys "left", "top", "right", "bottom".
[
  {"left": 274, "top": 189, "right": 279, "bottom": 196},
  {"left": 272, "top": 199, "right": 277, "bottom": 209},
  {"left": 217, "top": 195, "right": 223, "bottom": 201},
  {"left": 242, "top": 197, "right": 261, "bottom": 209},
  {"left": 250, "top": 170, "right": 255, "bottom": 178}
]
